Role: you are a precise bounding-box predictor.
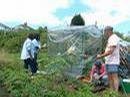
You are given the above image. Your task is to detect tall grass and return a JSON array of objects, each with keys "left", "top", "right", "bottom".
[{"left": 0, "top": 50, "right": 13, "bottom": 64}]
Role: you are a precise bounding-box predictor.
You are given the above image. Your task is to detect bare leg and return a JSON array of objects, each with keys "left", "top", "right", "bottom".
[
  {"left": 108, "top": 74, "right": 114, "bottom": 89},
  {"left": 112, "top": 73, "right": 119, "bottom": 91}
]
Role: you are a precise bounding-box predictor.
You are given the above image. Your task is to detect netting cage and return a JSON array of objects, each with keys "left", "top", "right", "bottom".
[
  {"left": 47, "top": 25, "right": 130, "bottom": 78},
  {"left": 119, "top": 40, "right": 130, "bottom": 78},
  {"left": 47, "top": 25, "right": 103, "bottom": 77}
]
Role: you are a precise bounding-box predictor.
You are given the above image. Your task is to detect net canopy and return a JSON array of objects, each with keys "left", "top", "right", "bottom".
[
  {"left": 48, "top": 25, "right": 103, "bottom": 77},
  {"left": 119, "top": 40, "right": 130, "bottom": 78},
  {"left": 47, "top": 25, "right": 130, "bottom": 78}
]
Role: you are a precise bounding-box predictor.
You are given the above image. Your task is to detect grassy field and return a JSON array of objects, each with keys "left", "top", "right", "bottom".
[
  {"left": 0, "top": 30, "right": 128, "bottom": 97},
  {"left": 0, "top": 49, "right": 126, "bottom": 97}
]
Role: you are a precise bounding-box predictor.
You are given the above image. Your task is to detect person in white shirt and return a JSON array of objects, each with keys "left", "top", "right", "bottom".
[
  {"left": 96, "top": 26, "right": 120, "bottom": 91},
  {"left": 32, "top": 33, "right": 41, "bottom": 60},
  {"left": 21, "top": 33, "right": 37, "bottom": 75},
  {"left": 32, "top": 33, "right": 41, "bottom": 72}
]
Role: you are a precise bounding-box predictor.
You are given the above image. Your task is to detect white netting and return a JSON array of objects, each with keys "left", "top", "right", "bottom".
[
  {"left": 47, "top": 25, "right": 130, "bottom": 78},
  {"left": 48, "top": 25, "right": 103, "bottom": 77}
]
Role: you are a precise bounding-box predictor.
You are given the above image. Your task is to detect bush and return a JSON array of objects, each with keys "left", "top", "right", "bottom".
[
  {"left": 0, "top": 30, "right": 125, "bottom": 97},
  {"left": 0, "top": 51, "right": 124, "bottom": 97},
  {"left": 70, "top": 14, "right": 85, "bottom": 26},
  {"left": 0, "top": 30, "right": 47, "bottom": 53}
]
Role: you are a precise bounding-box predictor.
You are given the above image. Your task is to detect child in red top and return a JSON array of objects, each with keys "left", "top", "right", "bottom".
[{"left": 90, "top": 61, "right": 108, "bottom": 86}]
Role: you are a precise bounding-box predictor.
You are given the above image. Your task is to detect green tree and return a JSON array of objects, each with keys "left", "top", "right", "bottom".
[
  {"left": 114, "top": 31, "right": 124, "bottom": 39},
  {"left": 37, "top": 26, "right": 44, "bottom": 33},
  {"left": 124, "top": 36, "right": 130, "bottom": 42},
  {"left": 37, "top": 26, "right": 48, "bottom": 33},
  {"left": 70, "top": 14, "right": 85, "bottom": 26}
]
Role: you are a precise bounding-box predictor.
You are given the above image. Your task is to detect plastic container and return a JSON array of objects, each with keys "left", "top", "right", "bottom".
[{"left": 122, "top": 79, "right": 130, "bottom": 93}]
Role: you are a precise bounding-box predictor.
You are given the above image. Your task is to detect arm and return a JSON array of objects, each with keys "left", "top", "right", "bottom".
[
  {"left": 99, "top": 64, "right": 106, "bottom": 78},
  {"left": 97, "top": 35, "right": 120, "bottom": 59},
  {"left": 99, "top": 71, "right": 106, "bottom": 78},
  {"left": 96, "top": 46, "right": 116, "bottom": 59},
  {"left": 28, "top": 50, "right": 33, "bottom": 60},
  {"left": 89, "top": 65, "right": 96, "bottom": 82},
  {"left": 41, "top": 43, "right": 47, "bottom": 49},
  {"left": 26, "top": 41, "right": 33, "bottom": 60}
]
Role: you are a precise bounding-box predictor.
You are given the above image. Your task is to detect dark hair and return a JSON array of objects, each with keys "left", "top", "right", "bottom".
[
  {"left": 34, "top": 33, "right": 40, "bottom": 41},
  {"left": 84, "top": 51, "right": 88, "bottom": 55},
  {"left": 95, "top": 61, "right": 102, "bottom": 69},
  {"left": 28, "top": 33, "right": 34, "bottom": 40},
  {"left": 104, "top": 26, "right": 113, "bottom": 32}
]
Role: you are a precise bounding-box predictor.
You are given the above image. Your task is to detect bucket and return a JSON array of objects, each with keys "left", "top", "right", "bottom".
[{"left": 122, "top": 79, "right": 130, "bottom": 93}]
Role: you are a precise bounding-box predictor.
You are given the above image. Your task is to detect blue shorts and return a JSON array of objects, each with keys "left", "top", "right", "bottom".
[{"left": 106, "top": 64, "right": 119, "bottom": 74}]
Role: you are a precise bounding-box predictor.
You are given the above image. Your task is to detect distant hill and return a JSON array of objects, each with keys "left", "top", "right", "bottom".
[
  {"left": 0, "top": 23, "right": 11, "bottom": 31},
  {"left": 0, "top": 22, "right": 36, "bottom": 32},
  {"left": 12, "top": 22, "right": 35, "bottom": 32}
]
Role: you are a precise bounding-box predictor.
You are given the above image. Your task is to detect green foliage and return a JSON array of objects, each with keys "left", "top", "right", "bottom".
[
  {"left": 0, "top": 50, "right": 125, "bottom": 97},
  {"left": 114, "top": 31, "right": 130, "bottom": 42},
  {"left": 124, "top": 36, "right": 130, "bottom": 42},
  {"left": 0, "top": 29, "right": 47, "bottom": 53},
  {"left": 114, "top": 31, "right": 124, "bottom": 39},
  {"left": 37, "top": 26, "right": 45, "bottom": 33},
  {"left": 0, "top": 29, "right": 127, "bottom": 97},
  {"left": 4, "top": 37, "right": 23, "bottom": 53},
  {"left": 0, "top": 31, "right": 28, "bottom": 53},
  {"left": 70, "top": 14, "right": 85, "bottom": 26}
]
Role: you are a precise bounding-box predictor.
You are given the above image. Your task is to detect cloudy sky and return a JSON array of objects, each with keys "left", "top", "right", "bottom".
[{"left": 0, "top": 0, "right": 130, "bottom": 33}]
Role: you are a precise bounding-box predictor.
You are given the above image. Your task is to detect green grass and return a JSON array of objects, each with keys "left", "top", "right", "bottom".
[
  {"left": 0, "top": 50, "right": 125, "bottom": 97},
  {"left": 0, "top": 30, "right": 128, "bottom": 97}
]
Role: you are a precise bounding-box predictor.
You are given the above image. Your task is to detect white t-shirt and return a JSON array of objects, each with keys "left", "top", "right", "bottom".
[
  {"left": 105, "top": 34, "right": 120, "bottom": 65},
  {"left": 32, "top": 39, "right": 41, "bottom": 53},
  {"left": 21, "top": 38, "right": 34, "bottom": 60}
]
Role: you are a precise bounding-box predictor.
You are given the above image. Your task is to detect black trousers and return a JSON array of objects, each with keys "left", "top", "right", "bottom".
[{"left": 24, "top": 58, "right": 37, "bottom": 74}]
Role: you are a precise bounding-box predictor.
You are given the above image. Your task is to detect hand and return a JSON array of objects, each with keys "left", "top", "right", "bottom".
[
  {"left": 96, "top": 54, "right": 101, "bottom": 59},
  {"left": 83, "top": 55, "right": 88, "bottom": 59},
  {"left": 95, "top": 76, "right": 100, "bottom": 80},
  {"left": 88, "top": 79, "right": 92, "bottom": 83},
  {"left": 42, "top": 44, "right": 47, "bottom": 48},
  {"left": 30, "top": 56, "right": 33, "bottom": 61},
  {"left": 88, "top": 76, "right": 92, "bottom": 83}
]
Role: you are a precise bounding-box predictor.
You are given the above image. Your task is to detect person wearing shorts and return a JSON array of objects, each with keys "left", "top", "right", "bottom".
[{"left": 96, "top": 26, "right": 120, "bottom": 91}]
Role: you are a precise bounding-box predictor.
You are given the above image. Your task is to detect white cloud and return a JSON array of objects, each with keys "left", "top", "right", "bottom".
[
  {"left": 81, "top": 0, "right": 130, "bottom": 26},
  {"left": 0, "top": 0, "right": 71, "bottom": 26},
  {"left": 1, "top": 0, "right": 130, "bottom": 28},
  {"left": 81, "top": 12, "right": 127, "bottom": 26},
  {"left": 60, "top": 12, "right": 127, "bottom": 28}
]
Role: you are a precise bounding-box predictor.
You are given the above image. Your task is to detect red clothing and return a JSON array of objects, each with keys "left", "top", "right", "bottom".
[{"left": 90, "top": 64, "right": 106, "bottom": 78}]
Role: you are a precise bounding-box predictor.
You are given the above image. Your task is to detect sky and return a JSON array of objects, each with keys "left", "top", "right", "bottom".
[{"left": 0, "top": 0, "right": 130, "bottom": 33}]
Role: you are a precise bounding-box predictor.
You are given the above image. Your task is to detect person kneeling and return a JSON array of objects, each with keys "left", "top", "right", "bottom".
[{"left": 90, "top": 61, "right": 108, "bottom": 86}]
